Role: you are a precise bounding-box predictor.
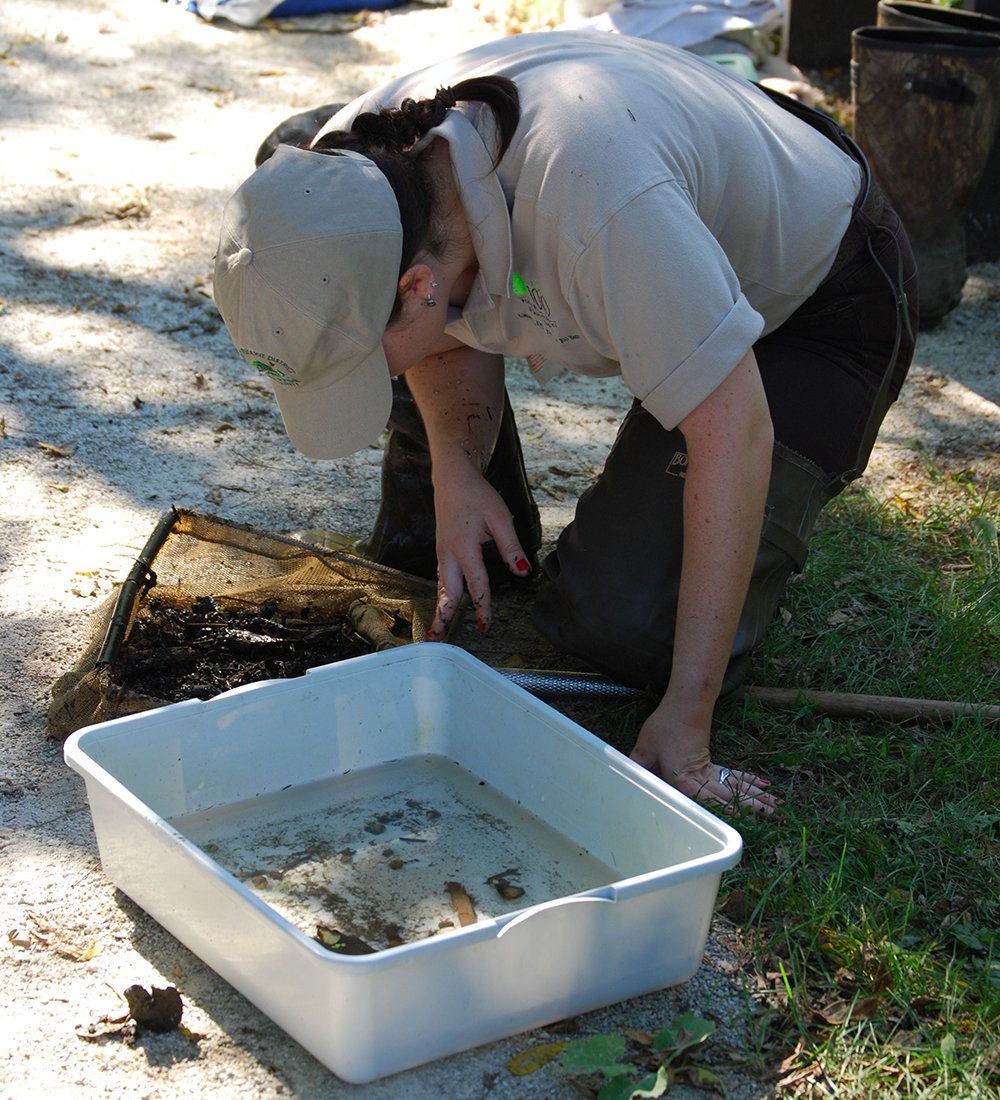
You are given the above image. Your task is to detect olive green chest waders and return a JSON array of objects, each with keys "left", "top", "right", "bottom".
[{"left": 532, "top": 87, "right": 919, "bottom": 697}]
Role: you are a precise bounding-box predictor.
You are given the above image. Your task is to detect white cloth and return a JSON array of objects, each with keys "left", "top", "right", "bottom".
[
  {"left": 187, "top": 0, "right": 277, "bottom": 26},
  {"left": 560, "top": 0, "right": 784, "bottom": 51}
]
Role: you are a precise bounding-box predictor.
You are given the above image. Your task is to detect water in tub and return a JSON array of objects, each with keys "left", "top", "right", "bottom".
[{"left": 171, "top": 755, "right": 618, "bottom": 952}]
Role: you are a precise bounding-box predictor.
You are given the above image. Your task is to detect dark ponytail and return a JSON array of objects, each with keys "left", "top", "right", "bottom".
[
  {"left": 312, "top": 76, "right": 520, "bottom": 316},
  {"left": 314, "top": 76, "right": 520, "bottom": 166}
]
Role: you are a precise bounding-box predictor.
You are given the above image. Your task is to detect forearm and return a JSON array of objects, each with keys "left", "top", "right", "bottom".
[
  {"left": 401, "top": 346, "right": 521, "bottom": 636},
  {"left": 402, "top": 347, "right": 506, "bottom": 476},
  {"left": 660, "top": 355, "right": 773, "bottom": 724},
  {"left": 629, "top": 352, "right": 778, "bottom": 811},
  {"left": 660, "top": 422, "right": 772, "bottom": 727}
]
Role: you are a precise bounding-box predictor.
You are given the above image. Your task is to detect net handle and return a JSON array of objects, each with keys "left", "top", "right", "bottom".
[{"left": 96, "top": 508, "right": 180, "bottom": 666}]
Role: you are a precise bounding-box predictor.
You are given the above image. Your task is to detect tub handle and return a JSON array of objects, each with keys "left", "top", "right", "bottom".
[{"left": 495, "top": 891, "right": 617, "bottom": 939}]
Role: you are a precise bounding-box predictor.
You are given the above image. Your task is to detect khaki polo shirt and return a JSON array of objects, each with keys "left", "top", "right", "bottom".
[{"left": 316, "top": 31, "right": 861, "bottom": 431}]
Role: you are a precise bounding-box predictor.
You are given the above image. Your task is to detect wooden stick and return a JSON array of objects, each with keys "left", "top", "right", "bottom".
[
  {"left": 743, "top": 685, "right": 1000, "bottom": 723},
  {"left": 497, "top": 668, "right": 1000, "bottom": 724},
  {"left": 445, "top": 881, "right": 477, "bottom": 927}
]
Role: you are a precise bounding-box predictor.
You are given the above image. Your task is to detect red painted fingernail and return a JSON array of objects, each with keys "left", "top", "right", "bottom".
[
  {"left": 515, "top": 558, "right": 531, "bottom": 574},
  {"left": 476, "top": 615, "right": 487, "bottom": 633}
]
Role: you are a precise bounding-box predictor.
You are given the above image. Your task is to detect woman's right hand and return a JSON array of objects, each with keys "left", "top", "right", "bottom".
[
  {"left": 396, "top": 344, "right": 526, "bottom": 640},
  {"left": 427, "top": 454, "right": 530, "bottom": 639}
]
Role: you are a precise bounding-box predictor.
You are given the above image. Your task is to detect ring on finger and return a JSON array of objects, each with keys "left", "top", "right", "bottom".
[{"left": 719, "top": 767, "right": 731, "bottom": 786}]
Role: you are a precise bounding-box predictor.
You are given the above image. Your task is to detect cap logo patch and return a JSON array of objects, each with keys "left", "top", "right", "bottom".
[{"left": 240, "top": 349, "right": 298, "bottom": 386}]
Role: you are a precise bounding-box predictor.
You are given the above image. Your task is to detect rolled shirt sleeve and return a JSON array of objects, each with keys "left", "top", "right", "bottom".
[{"left": 568, "top": 180, "right": 766, "bottom": 430}]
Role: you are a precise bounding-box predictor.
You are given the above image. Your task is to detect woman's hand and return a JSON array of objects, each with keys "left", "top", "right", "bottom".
[
  {"left": 398, "top": 345, "right": 528, "bottom": 639},
  {"left": 427, "top": 456, "right": 529, "bottom": 639},
  {"left": 630, "top": 707, "right": 779, "bottom": 816},
  {"left": 629, "top": 350, "right": 779, "bottom": 815}
]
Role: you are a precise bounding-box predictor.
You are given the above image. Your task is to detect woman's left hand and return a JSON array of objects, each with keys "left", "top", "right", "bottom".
[
  {"left": 627, "top": 350, "right": 779, "bottom": 816},
  {"left": 630, "top": 710, "right": 780, "bottom": 816}
]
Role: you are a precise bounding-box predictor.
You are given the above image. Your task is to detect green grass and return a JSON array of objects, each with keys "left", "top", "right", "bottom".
[
  {"left": 484, "top": 0, "right": 997, "bottom": 1089},
  {"left": 575, "top": 458, "right": 1000, "bottom": 1097},
  {"left": 715, "top": 467, "right": 999, "bottom": 1097}
]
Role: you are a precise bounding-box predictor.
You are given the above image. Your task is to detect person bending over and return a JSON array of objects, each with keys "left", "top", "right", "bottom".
[{"left": 214, "top": 32, "right": 918, "bottom": 815}]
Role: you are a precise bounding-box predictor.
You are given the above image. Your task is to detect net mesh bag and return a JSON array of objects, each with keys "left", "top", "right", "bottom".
[{"left": 48, "top": 508, "right": 444, "bottom": 739}]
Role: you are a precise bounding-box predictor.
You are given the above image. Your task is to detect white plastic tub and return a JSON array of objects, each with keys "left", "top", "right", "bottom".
[{"left": 64, "top": 644, "right": 741, "bottom": 1083}]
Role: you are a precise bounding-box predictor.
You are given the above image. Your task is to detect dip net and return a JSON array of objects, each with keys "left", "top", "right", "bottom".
[{"left": 48, "top": 508, "right": 442, "bottom": 739}]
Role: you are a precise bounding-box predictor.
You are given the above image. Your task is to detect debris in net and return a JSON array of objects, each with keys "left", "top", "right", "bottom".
[{"left": 116, "top": 596, "right": 376, "bottom": 703}]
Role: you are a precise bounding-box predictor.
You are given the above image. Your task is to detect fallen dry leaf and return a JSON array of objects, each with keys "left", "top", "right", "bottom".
[
  {"left": 811, "top": 996, "right": 882, "bottom": 1026},
  {"left": 7, "top": 927, "right": 38, "bottom": 948},
  {"left": 75, "top": 1015, "right": 131, "bottom": 1043},
  {"left": 124, "top": 984, "right": 183, "bottom": 1032},
  {"left": 505, "top": 1040, "right": 567, "bottom": 1076},
  {"left": 36, "top": 441, "right": 73, "bottom": 458},
  {"left": 718, "top": 888, "right": 747, "bottom": 924}
]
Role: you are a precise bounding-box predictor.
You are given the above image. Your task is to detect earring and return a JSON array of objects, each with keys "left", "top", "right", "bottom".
[{"left": 425, "top": 297, "right": 437, "bottom": 308}]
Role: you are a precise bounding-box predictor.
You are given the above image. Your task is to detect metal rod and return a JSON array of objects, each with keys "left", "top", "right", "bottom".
[
  {"left": 497, "top": 668, "right": 645, "bottom": 701},
  {"left": 496, "top": 669, "right": 1000, "bottom": 723}
]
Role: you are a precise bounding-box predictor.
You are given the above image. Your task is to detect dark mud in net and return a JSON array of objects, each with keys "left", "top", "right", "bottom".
[{"left": 48, "top": 509, "right": 443, "bottom": 739}]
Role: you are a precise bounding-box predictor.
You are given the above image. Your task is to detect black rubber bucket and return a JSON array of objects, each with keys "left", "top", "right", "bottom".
[{"left": 877, "top": 1, "right": 1000, "bottom": 262}]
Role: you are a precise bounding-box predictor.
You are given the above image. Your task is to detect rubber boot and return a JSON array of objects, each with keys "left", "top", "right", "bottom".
[
  {"left": 878, "top": 1, "right": 1000, "bottom": 35},
  {"left": 729, "top": 445, "right": 834, "bottom": 657},
  {"left": 361, "top": 378, "right": 542, "bottom": 584},
  {"left": 532, "top": 400, "right": 835, "bottom": 696},
  {"left": 877, "top": 3, "right": 1000, "bottom": 263},
  {"left": 851, "top": 26, "right": 1000, "bottom": 326},
  {"left": 254, "top": 103, "right": 343, "bottom": 167}
]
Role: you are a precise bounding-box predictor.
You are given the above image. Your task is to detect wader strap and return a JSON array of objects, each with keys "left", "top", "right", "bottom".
[{"left": 753, "top": 82, "right": 914, "bottom": 491}]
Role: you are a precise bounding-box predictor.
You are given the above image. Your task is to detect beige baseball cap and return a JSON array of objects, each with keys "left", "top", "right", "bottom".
[{"left": 214, "top": 145, "right": 403, "bottom": 459}]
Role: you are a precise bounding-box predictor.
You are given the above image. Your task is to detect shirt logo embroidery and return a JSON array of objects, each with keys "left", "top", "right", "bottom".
[
  {"left": 512, "top": 272, "right": 581, "bottom": 349},
  {"left": 512, "top": 271, "right": 555, "bottom": 336}
]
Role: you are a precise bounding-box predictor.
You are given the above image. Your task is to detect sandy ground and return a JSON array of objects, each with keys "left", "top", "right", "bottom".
[{"left": 2, "top": 1, "right": 998, "bottom": 1097}]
